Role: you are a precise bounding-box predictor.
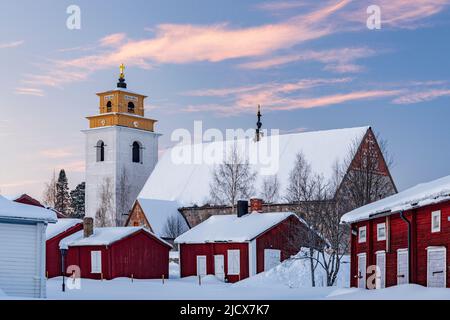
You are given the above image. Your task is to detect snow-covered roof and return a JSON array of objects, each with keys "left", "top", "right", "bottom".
[
  {"left": 0, "top": 195, "right": 57, "bottom": 223},
  {"left": 139, "top": 126, "right": 369, "bottom": 208},
  {"left": 60, "top": 227, "right": 172, "bottom": 249},
  {"left": 341, "top": 175, "right": 450, "bottom": 224},
  {"left": 46, "top": 218, "right": 82, "bottom": 240},
  {"left": 137, "top": 198, "right": 189, "bottom": 237},
  {"left": 175, "top": 211, "right": 298, "bottom": 244}
]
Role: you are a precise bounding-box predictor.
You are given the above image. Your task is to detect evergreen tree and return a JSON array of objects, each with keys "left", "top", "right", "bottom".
[
  {"left": 70, "top": 182, "right": 85, "bottom": 218},
  {"left": 55, "top": 169, "right": 72, "bottom": 216}
]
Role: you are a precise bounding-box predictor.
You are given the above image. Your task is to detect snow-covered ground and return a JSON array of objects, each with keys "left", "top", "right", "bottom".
[{"left": 3, "top": 257, "right": 450, "bottom": 300}]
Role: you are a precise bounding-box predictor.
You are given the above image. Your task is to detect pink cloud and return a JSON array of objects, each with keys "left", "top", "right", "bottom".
[
  {"left": 239, "top": 47, "right": 376, "bottom": 72},
  {"left": 40, "top": 148, "right": 74, "bottom": 159},
  {"left": 0, "top": 40, "right": 24, "bottom": 49},
  {"left": 14, "top": 87, "right": 45, "bottom": 96},
  {"left": 392, "top": 89, "right": 450, "bottom": 104},
  {"left": 99, "top": 33, "right": 127, "bottom": 47}
]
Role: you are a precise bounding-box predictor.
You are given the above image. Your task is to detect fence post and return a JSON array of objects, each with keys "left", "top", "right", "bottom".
[
  {"left": 198, "top": 275, "right": 201, "bottom": 286},
  {"left": 131, "top": 274, "right": 134, "bottom": 283},
  {"left": 162, "top": 274, "right": 165, "bottom": 284}
]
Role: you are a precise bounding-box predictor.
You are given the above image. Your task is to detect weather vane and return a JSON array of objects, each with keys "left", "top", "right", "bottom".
[{"left": 117, "top": 63, "right": 127, "bottom": 89}]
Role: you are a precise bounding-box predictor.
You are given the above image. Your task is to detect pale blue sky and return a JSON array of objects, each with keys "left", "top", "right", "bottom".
[{"left": 1, "top": 0, "right": 450, "bottom": 199}]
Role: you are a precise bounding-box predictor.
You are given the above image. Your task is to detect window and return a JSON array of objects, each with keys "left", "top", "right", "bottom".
[
  {"left": 358, "top": 226, "right": 367, "bottom": 243},
  {"left": 132, "top": 141, "right": 141, "bottom": 163},
  {"left": 227, "top": 250, "right": 240, "bottom": 275},
  {"left": 106, "top": 101, "right": 112, "bottom": 113},
  {"left": 377, "top": 223, "right": 386, "bottom": 241},
  {"left": 91, "top": 251, "right": 102, "bottom": 274},
  {"left": 96, "top": 140, "right": 105, "bottom": 162},
  {"left": 432, "top": 210, "right": 441, "bottom": 233},
  {"left": 128, "top": 102, "right": 135, "bottom": 113}
]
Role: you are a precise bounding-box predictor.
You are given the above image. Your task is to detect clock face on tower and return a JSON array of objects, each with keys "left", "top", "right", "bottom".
[
  {"left": 100, "top": 119, "right": 106, "bottom": 126},
  {"left": 133, "top": 121, "right": 139, "bottom": 128}
]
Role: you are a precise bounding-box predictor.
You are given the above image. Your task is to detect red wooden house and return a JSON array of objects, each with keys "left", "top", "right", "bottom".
[
  {"left": 46, "top": 219, "right": 83, "bottom": 278},
  {"left": 60, "top": 219, "right": 172, "bottom": 280},
  {"left": 12, "top": 194, "right": 45, "bottom": 208},
  {"left": 341, "top": 175, "right": 450, "bottom": 289},
  {"left": 175, "top": 199, "right": 316, "bottom": 283}
]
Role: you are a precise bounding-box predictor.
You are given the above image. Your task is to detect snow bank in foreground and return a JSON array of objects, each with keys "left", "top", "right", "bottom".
[{"left": 236, "top": 249, "right": 350, "bottom": 289}]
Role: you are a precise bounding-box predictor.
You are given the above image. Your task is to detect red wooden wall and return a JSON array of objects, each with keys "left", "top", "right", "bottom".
[
  {"left": 179, "top": 242, "right": 249, "bottom": 283},
  {"left": 65, "top": 230, "right": 171, "bottom": 280},
  {"left": 255, "top": 215, "right": 309, "bottom": 273},
  {"left": 46, "top": 223, "right": 83, "bottom": 278},
  {"left": 350, "top": 200, "right": 450, "bottom": 288}
]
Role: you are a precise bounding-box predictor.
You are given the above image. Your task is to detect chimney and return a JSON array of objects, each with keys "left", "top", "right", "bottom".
[
  {"left": 250, "top": 198, "right": 263, "bottom": 213},
  {"left": 83, "top": 217, "right": 94, "bottom": 238},
  {"left": 237, "top": 200, "right": 249, "bottom": 218}
]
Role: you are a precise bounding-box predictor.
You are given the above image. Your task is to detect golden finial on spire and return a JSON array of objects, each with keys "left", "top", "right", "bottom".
[{"left": 119, "top": 63, "right": 125, "bottom": 79}]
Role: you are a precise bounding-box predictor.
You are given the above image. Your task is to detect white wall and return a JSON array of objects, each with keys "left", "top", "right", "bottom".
[{"left": 84, "top": 126, "right": 160, "bottom": 226}]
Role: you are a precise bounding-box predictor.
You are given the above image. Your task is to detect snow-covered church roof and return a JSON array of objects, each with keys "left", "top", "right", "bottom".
[
  {"left": 0, "top": 195, "right": 57, "bottom": 223},
  {"left": 341, "top": 175, "right": 450, "bottom": 224},
  {"left": 175, "top": 211, "right": 299, "bottom": 244},
  {"left": 137, "top": 126, "right": 369, "bottom": 236}
]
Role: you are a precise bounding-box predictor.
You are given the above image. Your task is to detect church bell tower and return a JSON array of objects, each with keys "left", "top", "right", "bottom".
[{"left": 83, "top": 65, "right": 160, "bottom": 227}]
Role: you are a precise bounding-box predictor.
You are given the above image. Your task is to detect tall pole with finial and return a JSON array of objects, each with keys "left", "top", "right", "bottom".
[
  {"left": 255, "top": 104, "right": 262, "bottom": 142},
  {"left": 117, "top": 63, "right": 127, "bottom": 89}
]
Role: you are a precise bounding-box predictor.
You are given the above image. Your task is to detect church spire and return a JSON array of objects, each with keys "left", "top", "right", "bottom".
[
  {"left": 117, "top": 63, "right": 127, "bottom": 89},
  {"left": 255, "top": 104, "right": 263, "bottom": 142}
]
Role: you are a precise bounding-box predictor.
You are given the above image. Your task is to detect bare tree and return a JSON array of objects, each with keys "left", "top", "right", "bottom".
[
  {"left": 96, "top": 177, "right": 114, "bottom": 227},
  {"left": 260, "top": 175, "right": 280, "bottom": 204},
  {"left": 42, "top": 170, "right": 57, "bottom": 208},
  {"left": 116, "top": 168, "right": 132, "bottom": 226},
  {"left": 285, "top": 152, "right": 329, "bottom": 287},
  {"left": 163, "top": 215, "right": 186, "bottom": 239},
  {"left": 209, "top": 144, "right": 257, "bottom": 206}
]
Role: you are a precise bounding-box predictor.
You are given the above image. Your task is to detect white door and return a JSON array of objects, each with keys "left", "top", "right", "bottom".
[
  {"left": 214, "top": 255, "right": 224, "bottom": 280},
  {"left": 0, "top": 222, "right": 43, "bottom": 298},
  {"left": 357, "top": 253, "right": 367, "bottom": 289},
  {"left": 375, "top": 251, "right": 386, "bottom": 289},
  {"left": 264, "top": 249, "right": 281, "bottom": 271},
  {"left": 427, "top": 247, "right": 446, "bottom": 288},
  {"left": 196, "top": 256, "right": 207, "bottom": 276},
  {"left": 397, "top": 249, "right": 409, "bottom": 285}
]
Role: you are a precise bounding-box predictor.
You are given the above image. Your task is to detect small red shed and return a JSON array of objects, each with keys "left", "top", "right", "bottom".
[
  {"left": 341, "top": 174, "right": 450, "bottom": 289},
  {"left": 46, "top": 218, "right": 83, "bottom": 278},
  {"left": 60, "top": 224, "right": 172, "bottom": 280},
  {"left": 175, "top": 200, "right": 313, "bottom": 283}
]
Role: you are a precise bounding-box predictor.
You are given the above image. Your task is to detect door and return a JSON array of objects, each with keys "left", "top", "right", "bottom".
[
  {"left": 357, "top": 253, "right": 367, "bottom": 289},
  {"left": 214, "top": 255, "right": 224, "bottom": 280},
  {"left": 196, "top": 256, "right": 207, "bottom": 276},
  {"left": 375, "top": 251, "right": 386, "bottom": 289},
  {"left": 427, "top": 247, "right": 446, "bottom": 288},
  {"left": 397, "top": 249, "right": 409, "bottom": 285},
  {"left": 264, "top": 249, "right": 281, "bottom": 271}
]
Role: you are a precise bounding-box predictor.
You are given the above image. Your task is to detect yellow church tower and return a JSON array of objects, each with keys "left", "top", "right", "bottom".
[{"left": 83, "top": 65, "right": 161, "bottom": 227}]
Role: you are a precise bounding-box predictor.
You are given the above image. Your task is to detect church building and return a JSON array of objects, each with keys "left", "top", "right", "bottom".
[{"left": 83, "top": 65, "right": 160, "bottom": 227}]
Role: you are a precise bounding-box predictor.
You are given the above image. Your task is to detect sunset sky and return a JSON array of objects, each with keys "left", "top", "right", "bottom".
[{"left": 1, "top": 0, "right": 450, "bottom": 200}]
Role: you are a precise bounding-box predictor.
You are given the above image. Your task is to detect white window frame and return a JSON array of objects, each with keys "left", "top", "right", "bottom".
[
  {"left": 90, "top": 251, "right": 102, "bottom": 274},
  {"left": 227, "top": 250, "right": 240, "bottom": 275},
  {"left": 431, "top": 210, "right": 441, "bottom": 233},
  {"left": 358, "top": 226, "right": 367, "bottom": 243},
  {"left": 377, "top": 223, "right": 386, "bottom": 241}
]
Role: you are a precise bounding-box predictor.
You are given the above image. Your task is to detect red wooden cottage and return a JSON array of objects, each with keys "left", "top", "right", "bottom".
[
  {"left": 60, "top": 218, "right": 172, "bottom": 280},
  {"left": 341, "top": 174, "right": 450, "bottom": 289},
  {"left": 175, "top": 199, "right": 316, "bottom": 283},
  {"left": 45, "top": 218, "right": 83, "bottom": 278}
]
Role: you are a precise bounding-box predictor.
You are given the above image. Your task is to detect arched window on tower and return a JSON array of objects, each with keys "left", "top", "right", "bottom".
[
  {"left": 128, "top": 102, "right": 135, "bottom": 113},
  {"left": 106, "top": 101, "right": 112, "bottom": 113},
  {"left": 132, "top": 141, "right": 141, "bottom": 163},
  {"left": 96, "top": 140, "right": 105, "bottom": 162}
]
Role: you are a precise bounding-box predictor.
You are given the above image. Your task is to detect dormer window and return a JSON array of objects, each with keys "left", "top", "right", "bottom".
[
  {"left": 106, "top": 101, "right": 112, "bottom": 113},
  {"left": 128, "top": 102, "right": 135, "bottom": 113}
]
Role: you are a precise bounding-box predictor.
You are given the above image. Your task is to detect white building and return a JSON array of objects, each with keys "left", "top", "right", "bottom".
[
  {"left": 0, "top": 195, "right": 56, "bottom": 298},
  {"left": 83, "top": 66, "right": 160, "bottom": 227}
]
